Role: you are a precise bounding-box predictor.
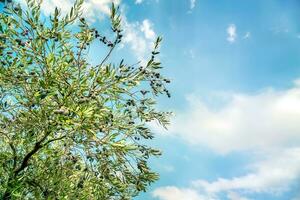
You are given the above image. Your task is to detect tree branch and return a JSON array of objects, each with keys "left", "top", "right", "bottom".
[
  {"left": 43, "top": 135, "right": 67, "bottom": 147},
  {"left": 13, "top": 131, "right": 50, "bottom": 175},
  {"left": 89, "top": 32, "right": 120, "bottom": 94}
]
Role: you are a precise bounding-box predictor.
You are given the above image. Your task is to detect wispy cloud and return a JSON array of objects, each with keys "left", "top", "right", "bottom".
[
  {"left": 190, "top": 0, "right": 196, "bottom": 10},
  {"left": 193, "top": 148, "right": 300, "bottom": 194},
  {"left": 153, "top": 147, "right": 300, "bottom": 199},
  {"left": 227, "top": 24, "right": 237, "bottom": 43},
  {"left": 122, "top": 17, "right": 157, "bottom": 62},
  {"left": 243, "top": 32, "right": 251, "bottom": 39},
  {"left": 152, "top": 79, "right": 300, "bottom": 199},
  {"left": 153, "top": 186, "right": 211, "bottom": 200},
  {"left": 163, "top": 80, "right": 300, "bottom": 153},
  {"left": 141, "top": 19, "right": 157, "bottom": 40},
  {"left": 135, "top": 0, "right": 143, "bottom": 4},
  {"left": 227, "top": 192, "right": 251, "bottom": 200}
]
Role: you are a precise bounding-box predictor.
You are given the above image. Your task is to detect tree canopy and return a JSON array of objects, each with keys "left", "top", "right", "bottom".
[{"left": 0, "top": 0, "right": 171, "bottom": 199}]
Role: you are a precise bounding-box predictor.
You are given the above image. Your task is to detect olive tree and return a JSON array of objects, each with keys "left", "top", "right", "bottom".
[{"left": 0, "top": 0, "right": 171, "bottom": 199}]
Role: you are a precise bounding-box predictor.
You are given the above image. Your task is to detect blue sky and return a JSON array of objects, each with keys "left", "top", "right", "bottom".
[
  {"left": 131, "top": 1, "right": 300, "bottom": 199},
  {"left": 15, "top": 0, "right": 300, "bottom": 199},
  {"left": 128, "top": 1, "right": 300, "bottom": 199}
]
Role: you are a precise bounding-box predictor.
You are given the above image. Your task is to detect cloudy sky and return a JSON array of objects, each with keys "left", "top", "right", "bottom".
[{"left": 15, "top": 0, "right": 300, "bottom": 199}]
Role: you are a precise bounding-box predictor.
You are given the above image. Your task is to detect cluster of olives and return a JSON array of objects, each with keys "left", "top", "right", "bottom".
[
  {"left": 84, "top": 19, "right": 123, "bottom": 48},
  {"left": 21, "top": 29, "right": 29, "bottom": 36},
  {"left": 94, "top": 29, "right": 114, "bottom": 48}
]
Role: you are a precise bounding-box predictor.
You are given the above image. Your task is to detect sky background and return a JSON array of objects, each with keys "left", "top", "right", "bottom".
[{"left": 16, "top": 0, "right": 300, "bottom": 199}]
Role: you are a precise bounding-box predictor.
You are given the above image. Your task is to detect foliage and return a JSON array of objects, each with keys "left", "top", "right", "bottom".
[{"left": 0, "top": 0, "right": 171, "bottom": 199}]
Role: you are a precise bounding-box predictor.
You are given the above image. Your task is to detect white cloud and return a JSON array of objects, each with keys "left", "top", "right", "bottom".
[
  {"left": 193, "top": 148, "right": 300, "bottom": 194},
  {"left": 190, "top": 0, "right": 196, "bottom": 10},
  {"left": 164, "top": 80, "right": 300, "bottom": 154},
  {"left": 135, "top": 0, "right": 144, "bottom": 4},
  {"left": 227, "top": 192, "right": 251, "bottom": 200},
  {"left": 122, "top": 17, "right": 157, "bottom": 62},
  {"left": 154, "top": 148, "right": 300, "bottom": 200},
  {"left": 135, "top": 0, "right": 161, "bottom": 4},
  {"left": 39, "top": 0, "right": 73, "bottom": 16},
  {"left": 81, "top": 0, "right": 121, "bottom": 22},
  {"left": 153, "top": 186, "right": 213, "bottom": 200},
  {"left": 151, "top": 79, "right": 300, "bottom": 199},
  {"left": 141, "top": 19, "right": 157, "bottom": 40},
  {"left": 227, "top": 24, "right": 237, "bottom": 43}
]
